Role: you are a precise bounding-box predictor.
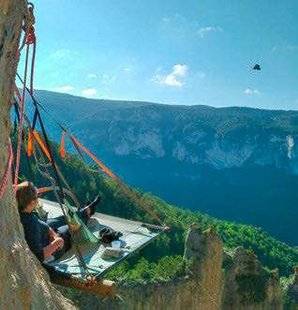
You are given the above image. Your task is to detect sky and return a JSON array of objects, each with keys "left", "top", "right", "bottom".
[{"left": 19, "top": 0, "right": 298, "bottom": 109}]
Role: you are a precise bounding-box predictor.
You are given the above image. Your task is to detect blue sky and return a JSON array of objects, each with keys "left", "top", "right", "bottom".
[{"left": 19, "top": 0, "right": 298, "bottom": 109}]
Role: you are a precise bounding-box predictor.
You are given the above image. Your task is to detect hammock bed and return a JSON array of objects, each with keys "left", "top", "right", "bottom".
[{"left": 40, "top": 199, "right": 163, "bottom": 280}]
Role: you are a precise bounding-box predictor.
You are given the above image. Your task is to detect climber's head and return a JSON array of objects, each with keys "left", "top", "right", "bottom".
[{"left": 16, "top": 181, "right": 38, "bottom": 213}]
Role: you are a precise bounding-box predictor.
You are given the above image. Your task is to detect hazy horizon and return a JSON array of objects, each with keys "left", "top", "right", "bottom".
[{"left": 35, "top": 88, "right": 298, "bottom": 112}]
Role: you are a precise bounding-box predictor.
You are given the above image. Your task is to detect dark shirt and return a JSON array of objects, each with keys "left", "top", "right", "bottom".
[{"left": 20, "top": 212, "right": 50, "bottom": 261}]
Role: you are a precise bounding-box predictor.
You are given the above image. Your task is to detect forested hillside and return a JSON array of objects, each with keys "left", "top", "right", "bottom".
[
  {"left": 28, "top": 90, "right": 298, "bottom": 246},
  {"left": 19, "top": 143, "right": 298, "bottom": 279}
]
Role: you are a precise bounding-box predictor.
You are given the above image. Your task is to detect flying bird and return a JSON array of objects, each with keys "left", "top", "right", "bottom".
[{"left": 252, "top": 64, "right": 261, "bottom": 71}]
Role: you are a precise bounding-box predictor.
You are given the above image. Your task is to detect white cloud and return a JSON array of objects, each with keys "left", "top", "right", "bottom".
[
  {"left": 272, "top": 44, "right": 298, "bottom": 53},
  {"left": 172, "top": 64, "right": 188, "bottom": 76},
  {"left": 123, "top": 67, "right": 132, "bottom": 72},
  {"left": 198, "top": 26, "right": 223, "bottom": 38},
  {"left": 153, "top": 64, "right": 188, "bottom": 87},
  {"left": 87, "top": 73, "right": 98, "bottom": 79},
  {"left": 54, "top": 85, "right": 75, "bottom": 93},
  {"left": 81, "top": 88, "right": 97, "bottom": 97},
  {"left": 50, "top": 49, "right": 76, "bottom": 60},
  {"left": 244, "top": 88, "right": 260, "bottom": 95},
  {"left": 285, "top": 44, "right": 298, "bottom": 51}
]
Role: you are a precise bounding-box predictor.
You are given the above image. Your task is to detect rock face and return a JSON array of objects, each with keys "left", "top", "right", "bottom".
[
  {"left": 117, "top": 226, "right": 223, "bottom": 310},
  {"left": 70, "top": 227, "right": 289, "bottom": 310},
  {"left": 71, "top": 226, "right": 223, "bottom": 310},
  {"left": 0, "top": 2, "right": 73, "bottom": 309},
  {"left": 36, "top": 91, "right": 298, "bottom": 172},
  {"left": 286, "top": 267, "right": 298, "bottom": 306},
  {"left": 223, "top": 247, "right": 283, "bottom": 310}
]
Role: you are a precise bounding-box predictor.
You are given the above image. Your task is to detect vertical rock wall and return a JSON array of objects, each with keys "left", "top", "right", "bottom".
[
  {"left": 285, "top": 266, "right": 298, "bottom": 308},
  {"left": 222, "top": 247, "right": 283, "bottom": 310},
  {"left": 0, "top": 2, "right": 74, "bottom": 309},
  {"left": 117, "top": 227, "right": 223, "bottom": 310}
]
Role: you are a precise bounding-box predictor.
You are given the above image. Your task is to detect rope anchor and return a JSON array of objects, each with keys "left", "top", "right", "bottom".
[{"left": 14, "top": 1, "right": 37, "bottom": 186}]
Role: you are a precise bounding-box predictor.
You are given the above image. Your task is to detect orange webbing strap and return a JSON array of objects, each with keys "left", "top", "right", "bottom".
[
  {"left": 59, "top": 131, "right": 66, "bottom": 159},
  {"left": 14, "top": 98, "right": 51, "bottom": 163},
  {"left": 27, "top": 130, "right": 34, "bottom": 156},
  {"left": 27, "top": 130, "right": 52, "bottom": 162},
  {"left": 0, "top": 141, "right": 13, "bottom": 199},
  {"left": 69, "top": 134, "right": 165, "bottom": 226},
  {"left": 70, "top": 135, "right": 117, "bottom": 180}
]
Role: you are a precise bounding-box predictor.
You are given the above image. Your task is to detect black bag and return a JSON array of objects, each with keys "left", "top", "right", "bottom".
[{"left": 99, "top": 227, "right": 123, "bottom": 244}]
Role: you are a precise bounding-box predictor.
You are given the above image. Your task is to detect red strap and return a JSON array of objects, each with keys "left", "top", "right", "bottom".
[
  {"left": 25, "top": 5, "right": 36, "bottom": 46},
  {"left": 14, "top": 2, "right": 36, "bottom": 184},
  {"left": 25, "top": 27, "right": 36, "bottom": 45},
  {"left": 14, "top": 85, "right": 22, "bottom": 102},
  {"left": 14, "top": 86, "right": 26, "bottom": 185},
  {"left": 70, "top": 135, "right": 117, "bottom": 179},
  {"left": 56, "top": 132, "right": 164, "bottom": 226},
  {"left": 14, "top": 42, "right": 30, "bottom": 185},
  {"left": 59, "top": 131, "right": 66, "bottom": 159},
  {"left": 32, "top": 130, "right": 52, "bottom": 162},
  {"left": 0, "top": 141, "right": 13, "bottom": 199},
  {"left": 27, "top": 130, "right": 34, "bottom": 156}
]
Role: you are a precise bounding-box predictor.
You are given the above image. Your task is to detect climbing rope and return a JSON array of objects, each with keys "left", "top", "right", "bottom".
[
  {"left": 11, "top": 0, "right": 167, "bottom": 287},
  {"left": 14, "top": 2, "right": 36, "bottom": 186},
  {"left": 14, "top": 95, "right": 96, "bottom": 280},
  {"left": 14, "top": 45, "right": 28, "bottom": 186},
  {"left": 31, "top": 135, "right": 95, "bottom": 278},
  {"left": 0, "top": 141, "right": 13, "bottom": 199},
  {"left": 14, "top": 91, "right": 82, "bottom": 213},
  {"left": 15, "top": 74, "right": 167, "bottom": 228},
  {"left": 68, "top": 134, "right": 166, "bottom": 227},
  {"left": 37, "top": 186, "right": 80, "bottom": 209}
]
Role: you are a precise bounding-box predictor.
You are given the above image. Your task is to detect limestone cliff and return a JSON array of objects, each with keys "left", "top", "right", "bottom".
[
  {"left": 222, "top": 247, "right": 283, "bottom": 310},
  {"left": 113, "top": 226, "right": 223, "bottom": 310},
  {"left": 30, "top": 90, "right": 298, "bottom": 246},
  {"left": 0, "top": 1, "right": 74, "bottom": 308},
  {"left": 284, "top": 266, "right": 298, "bottom": 308}
]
